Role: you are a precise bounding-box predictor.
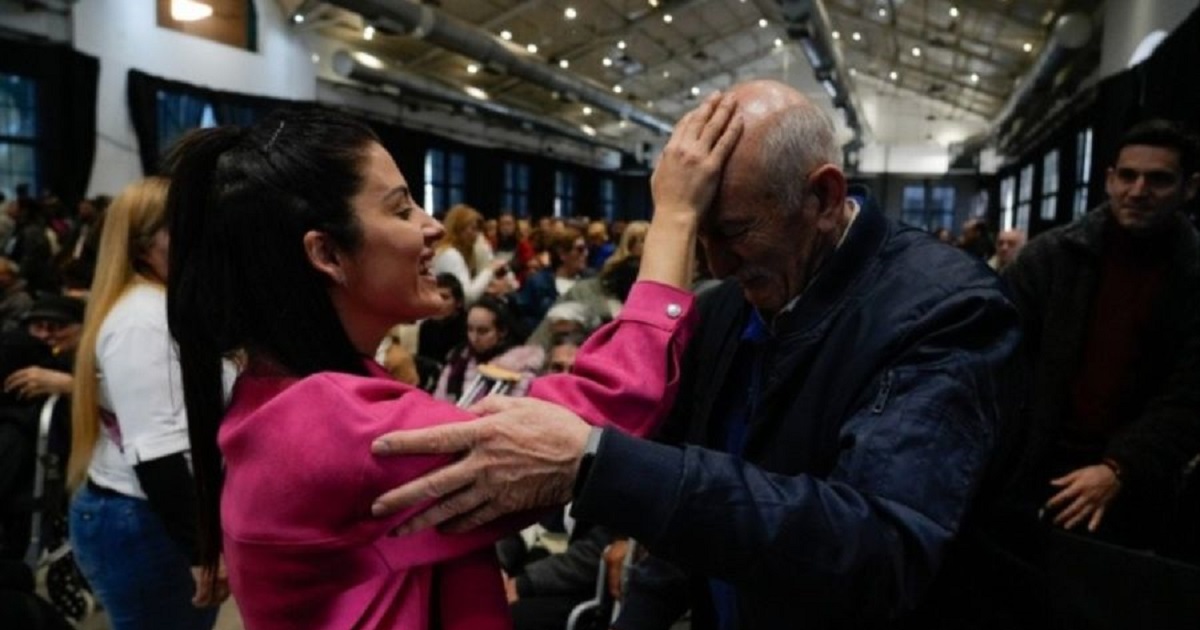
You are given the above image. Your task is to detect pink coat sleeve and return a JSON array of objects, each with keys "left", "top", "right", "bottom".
[
  {"left": 527, "top": 280, "right": 696, "bottom": 437},
  {"left": 227, "top": 281, "right": 695, "bottom": 570}
]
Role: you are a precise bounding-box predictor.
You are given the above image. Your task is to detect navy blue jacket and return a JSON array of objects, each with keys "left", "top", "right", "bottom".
[{"left": 573, "top": 204, "right": 1023, "bottom": 628}]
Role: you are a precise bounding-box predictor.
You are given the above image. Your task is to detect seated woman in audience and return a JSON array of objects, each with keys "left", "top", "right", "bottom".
[
  {"left": 67, "top": 177, "right": 225, "bottom": 630},
  {"left": 434, "top": 295, "right": 543, "bottom": 404},
  {"left": 514, "top": 226, "right": 592, "bottom": 334},
  {"left": 432, "top": 204, "right": 508, "bottom": 304},
  {"left": 164, "top": 100, "right": 738, "bottom": 629}
]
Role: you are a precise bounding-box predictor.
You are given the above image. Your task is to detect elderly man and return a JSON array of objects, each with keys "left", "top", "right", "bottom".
[
  {"left": 990, "top": 229, "right": 1027, "bottom": 271},
  {"left": 1003, "top": 119, "right": 1200, "bottom": 550},
  {"left": 371, "top": 81, "right": 1022, "bottom": 628}
]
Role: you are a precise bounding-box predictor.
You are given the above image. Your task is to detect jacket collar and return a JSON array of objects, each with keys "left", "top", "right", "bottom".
[{"left": 766, "top": 201, "right": 889, "bottom": 339}]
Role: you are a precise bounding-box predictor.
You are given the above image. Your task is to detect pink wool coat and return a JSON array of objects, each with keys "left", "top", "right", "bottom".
[{"left": 218, "top": 282, "right": 696, "bottom": 629}]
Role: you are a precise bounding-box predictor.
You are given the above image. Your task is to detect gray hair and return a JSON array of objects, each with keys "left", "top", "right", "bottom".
[{"left": 760, "top": 105, "right": 841, "bottom": 213}]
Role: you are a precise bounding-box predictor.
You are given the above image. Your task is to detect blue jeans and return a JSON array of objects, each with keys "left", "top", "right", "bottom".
[{"left": 69, "top": 483, "right": 217, "bottom": 630}]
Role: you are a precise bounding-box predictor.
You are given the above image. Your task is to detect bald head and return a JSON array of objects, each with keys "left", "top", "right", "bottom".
[{"left": 721, "top": 81, "right": 841, "bottom": 208}]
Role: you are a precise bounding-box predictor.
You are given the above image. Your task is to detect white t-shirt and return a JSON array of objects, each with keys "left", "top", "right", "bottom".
[{"left": 88, "top": 283, "right": 190, "bottom": 498}]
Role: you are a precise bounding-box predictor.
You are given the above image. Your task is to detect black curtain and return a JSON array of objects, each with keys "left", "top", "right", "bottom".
[
  {"left": 127, "top": 69, "right": 296, "bottom": 175},
  {"left": 0, "top": 38, "right": 99, "bottom": 204}
]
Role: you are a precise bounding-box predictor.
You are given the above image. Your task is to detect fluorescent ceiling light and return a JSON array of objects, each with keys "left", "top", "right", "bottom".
[
  {"left": 352, "top": 52, "right": 385, "bottom": 69},
  {"left": 464, "top": 86, "right": 489, "bottom": 100}
]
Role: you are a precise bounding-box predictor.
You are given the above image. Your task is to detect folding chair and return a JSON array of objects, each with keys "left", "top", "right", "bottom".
[{"left": 456, "top": 363, "right": 524, "bottom": 408}]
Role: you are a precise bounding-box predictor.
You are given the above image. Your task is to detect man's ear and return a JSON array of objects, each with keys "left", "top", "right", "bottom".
[
  {"left": 302, "top": 230, "right": 346, "bottom": 285},
  {"left": 808, "top": 165, "right": 848, "bottom": 232}
]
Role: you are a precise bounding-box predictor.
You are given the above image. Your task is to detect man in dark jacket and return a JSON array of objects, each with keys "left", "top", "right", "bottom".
[
  {"left": 368, "top": 80, "right": 1023, "bottom": 629},
  {"left": 1002, "top": 119, "right": 1200, "bottom": 549}
]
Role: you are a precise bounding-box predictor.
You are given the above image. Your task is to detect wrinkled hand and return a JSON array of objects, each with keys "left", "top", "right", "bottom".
[
  {"left": 370, "top": 396, "right": 592, "bottom": 535},
  {"left": 650, "top": 91, "right": 743, "bottom": 221},
  {"left": 3, "top": 366, "right": 73, "bottom": 400},
  {"left": 1045, "top": 464, "right": 1121, "bottom": 532},
  {"left": 190, "top": 559, "right": 230, "bottom": 608}
]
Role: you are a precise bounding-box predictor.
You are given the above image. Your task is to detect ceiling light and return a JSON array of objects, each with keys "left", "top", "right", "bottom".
[
  {"left": 889, "top": 70, "right": 898, "bottom": 80},
  {"left": 970, "top": 72, "right": 979, "bottom": 83},
  {"left": 646, "top": 100, "right": 654, "bottom": 108},
  {"left": 912, "top": 46, "right": 921, "bottom": 57},
  {"left": 690, "top": 86, "right": 701, "bottom": 96},
  {"left": 663, "top": 14, "right": 673, "bottom": 23},
  {"left": 500, "top": 30, "right": 512, "bottom": 40},
  {"left": 949, "top": 6, "right": 960, "bottom": 18},
  {"left": 619, "top": 120, "right": 628, "bottom": 129},
  {"left": 648, "top": 0, "right": 658, "bottom": 6},
  {"left": 759, "top": 18, "right": 768, "bottom": 28},
  {"left": 466, "top": 63, "right": 479, "bottom": 74},
  {"left": 310, "top": 53, "right": 320, "bottom": 64},
  {"left": 879, "top": 8, "right": 887, "bottom": 17},
  {"left": 291, "top": 12, "right": 304, "bottom": 24},
  {"left": 849, "top": 67, "right": 857, "bottom": 76},
  {"left": 527, "top": 43, "right": 539, "bottom": 53},
  {"left": 851, "top": 31, "right": 862, "bottom": 41},
  {"left": 581, "top": 124, "right": 597, "bottom": 137},
  {"left": 171, "top": 0, "right": 213, "bottom": 21},
  {"left": 363, "top": 25, "right": 375, "bottom": 40},
  {"left": 583, "top": 106, "right": 593, "bottom": 115},
  {"left": 1022, "top": 42, "right": 1033, "bottom": 52},
  {"left": 602, "top": 57, "right": 613, "bottom": 67},
  {"left": 613, "top": 85, "right": 623, "bottom": 93},
  {"left": 618, "top": 40, "right": 627, "bottom": 50},
  {"left": 832, "top": 31, "right": 841, "bottom": 39},
  {"left": 663, "top": 70, "right": 670, "bottom": 78},
  {"left": 464, "top": 86, "right": 489, "bottom": 100},
  {"left": 774, "top": 38, "right": 783, "bottom": 48},
  {"left": 559, "top": 59, "right": 570, "bottom": 69},
  {"left": 564, "top": 7, "right": 577, "bottom": 20},
  {"left": 353, "top": 52, "right": 384, "bottom": 69}
]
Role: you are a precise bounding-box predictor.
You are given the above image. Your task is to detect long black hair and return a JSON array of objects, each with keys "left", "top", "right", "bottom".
[{"left": 164, "top": 107, "right": 380, "bottom": 573}]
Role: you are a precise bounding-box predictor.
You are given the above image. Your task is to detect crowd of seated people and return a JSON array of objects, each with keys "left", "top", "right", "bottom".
[{"left": 3, "top": 114, "right": 1200, "bottom": 630}]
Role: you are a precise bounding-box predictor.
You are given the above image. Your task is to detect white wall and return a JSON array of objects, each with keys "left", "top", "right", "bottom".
[
  {"left": 72, "top": 0, "right": 317, "bottom": 195},
  {"left": 859, "top": 144, "right": 950, "bottom": 175}
]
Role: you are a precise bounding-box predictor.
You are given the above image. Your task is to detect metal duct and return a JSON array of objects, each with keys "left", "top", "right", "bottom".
[
  {"left": 324, "top": 0, "right": 674, "bottom": 135},
  {"left": 331, "top": 50, "right": 623, "bottom": 151},
  {"left": 993, "top": 13, "right": 1096, "bottom": 148},
  {"left": 776, "top": 0, "right": 868, "bottom": 142}
]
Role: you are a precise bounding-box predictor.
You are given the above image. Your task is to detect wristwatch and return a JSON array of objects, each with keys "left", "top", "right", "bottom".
[{"left": 572, "top": 427, "right": 604, "bottom": 499}]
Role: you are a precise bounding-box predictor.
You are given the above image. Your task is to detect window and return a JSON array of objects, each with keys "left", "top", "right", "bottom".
[
  {"left": 1040, "top": 149, "right": 1059, "bottom": 221},
  {"left": 424, "top": 148, "right": 466, "bottom": 216},
  {"left": 0, "top": 73, "right": 38, "bottom": 201},
  {"left": 900, "top": 183, "right": 955, "bottom": 231},
  {"left": 1016, "top": 164, "right": 1034, "bottom": 231},
  {"left": 554, "top": 170, "right": 576, "bottom": 218},
  {"left": 502, "top": 161, "right": 530, "bottom": 217},
  {"left": 1074, "top": 128, "right": 1093, "bottom": 218},
  {"left": 156, "top": 90, "right": 215, "bottom": 158},
  {"left": 598, "top": 177, "right": 617, "bottom": 222},
  {"left": 1000, "top": 176, "right": 1015, "bottom": 231}
]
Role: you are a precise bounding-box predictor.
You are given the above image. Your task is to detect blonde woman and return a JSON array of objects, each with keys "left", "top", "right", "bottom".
[
  {"left": 67, "top": 177, "right": 225, "bottom": 630},
  {"left": 432, "top": 204, "right": 509, "bottom": 303},
  {"left": 601, "top": 220, "right": 649, "bottom": 275}
]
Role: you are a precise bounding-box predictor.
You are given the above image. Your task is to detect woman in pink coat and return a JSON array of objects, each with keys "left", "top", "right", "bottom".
[{"left": 163, "top": 100, "right": 739, "bottom": 629}]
